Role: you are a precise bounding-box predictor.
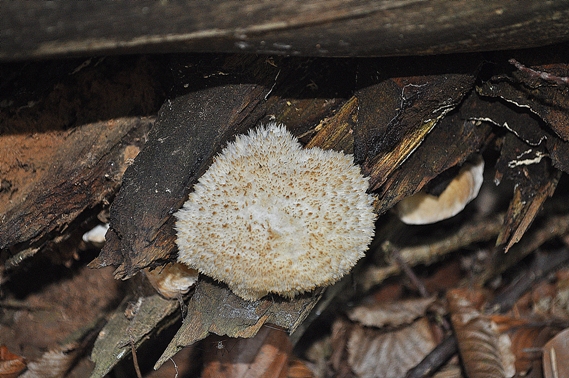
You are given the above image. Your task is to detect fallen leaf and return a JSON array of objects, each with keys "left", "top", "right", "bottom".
[
  {"left": 543, "top": 328, "right": 569, "bottom": 378},
  {"left": 0, "top": 345, "right": 26, "bottom": 378},
  {"left": 448, "top": 289, "right": 514, "bottom": 378},
  {"left": 287, "top": 358, "right": 315, "bottom": 378},
  {"left": 348, "top": 297, "right": 436, "bottom": 328},
  {"left": 347, "top": 317, "right": 436, "bottom": 378},
  {"left": 21, "top": 343, "right": 80, "bottom": 378},
  {"left": 202, "top": 324, "right": 291, "bottom": 378}
]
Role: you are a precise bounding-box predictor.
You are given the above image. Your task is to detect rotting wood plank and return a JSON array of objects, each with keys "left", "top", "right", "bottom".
[{"left": 2, "top": 1, "right": 569, "bottom": 60}]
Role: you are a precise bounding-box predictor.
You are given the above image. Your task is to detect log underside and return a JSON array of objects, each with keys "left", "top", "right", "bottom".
[
  {"left": 2, "top": 3, "right": 569, "bottom": 376},
  {"left": 2, "top": 1, "right": 569, "bottom": 60}
]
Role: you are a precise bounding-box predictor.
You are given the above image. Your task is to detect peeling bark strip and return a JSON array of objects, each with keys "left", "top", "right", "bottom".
[
  {"left": 155, "top": 280, "right": 321, "bottom": 369},
  {"left": 2, "top": 1, "right": 569, "bottom": 60},
  {"left": 93, "top": 81, "right": 270, "bottom": 279},
  {"left": 354, "top": 57, "right": 485, "bottom": 214},
  {"left": 0, "top": 118, "right": 151, "bottom": 247},
  {"left": 357, "top": 63, "right": 478, "bottom": 190}
]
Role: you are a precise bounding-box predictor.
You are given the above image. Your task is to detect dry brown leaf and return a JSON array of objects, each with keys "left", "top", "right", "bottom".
[
  {"left": 448, "top": 289, "right": 514, "bottom": 378},
  {"left": 432, "top": 364, "right": 463, "bottom": 378},
  {"left": 287, "top": 358, "right": 315, "bottom": 378},
  {"left": 508, "top": 325, "right": 557, "bottom": 375},
  {"left": 329, "top": 319, "right": 354, "bottom": 377},
  {"left": 0, "top": 345, "right": 26, "bottom": 378},
  {"left": 21, "top": 343, "right": 79, "bottom": 378},
  {"left": 202, "top": 324, "right": 292, "bottom": 378},
  {"left": 503, "top": 269, "right": 569, "bottom": 322},
  {"left": 489, "top": 315, "right": 529, "bottom": 334},
  {"left": 540, "top": 273, "right": 569, "bottom": 321},
  {"left": 347, "top": 317, "right": 436, "bottom": 378},
  {"left": 347, "top": 297, "right": 436, "bottom": 328},
  {"left": 543, "top": 328, "right": 569, "bottom": 378},
  {"left": 303, "top": 337, "right": 330, "bottom": 378}
]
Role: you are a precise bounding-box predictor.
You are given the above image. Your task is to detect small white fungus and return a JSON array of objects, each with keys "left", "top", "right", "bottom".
[
  {"left": 144, "top": 263, "right": 198, "bottom": 299},
  {"left": 175, "top": 123, "right": 376, "bottom": 301},
  {"left": 82, "top": 223, "right": 109, "bottom": 245},
  {"left": 396, "top": 156, "right": 485, "bottom": 225}
]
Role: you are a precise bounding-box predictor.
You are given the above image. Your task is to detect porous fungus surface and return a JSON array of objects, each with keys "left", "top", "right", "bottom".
[{"left": 175, "top": 123, "right": 376, "bottom": 301}]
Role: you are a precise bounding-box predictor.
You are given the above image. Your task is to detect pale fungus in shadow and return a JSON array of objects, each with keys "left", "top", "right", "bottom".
[
  {"left": 82, "top": 223, "right": 109, "bottom": 247},
  {"left": 175, "top": 123, "right": 376, "bottom": 301},
  {"left": 396, "top": 155, "right": 485, "bottom": 225},
  {"left": 144, "top": 263, "right": 199, "bottom": 299}
]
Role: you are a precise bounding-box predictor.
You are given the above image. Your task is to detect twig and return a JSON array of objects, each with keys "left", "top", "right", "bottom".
[
  {"left": 404, "top": 335, "right": 458, "bottom": 378},
  {"left": 487, "top": 247, "right": 569, "bottom": 314},
  {"left": 392, "top": 249, "right": 430, "bottom": 298},
  {"left": 509, "top": 58, "right": 569, "bottom": 86},
  {"left": 360, "top": 214, "right": 503, "bottom": 291},
  {"left": 404, "top": 247, "right": 569, "bottom": 377},
  {"left": 130, "top": 336, "right": 143, "bottom": 378}
]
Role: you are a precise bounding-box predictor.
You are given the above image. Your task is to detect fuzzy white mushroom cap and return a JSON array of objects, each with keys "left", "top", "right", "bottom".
[{"left": 175, "top": 123, "right": 376, "bottom": 301}]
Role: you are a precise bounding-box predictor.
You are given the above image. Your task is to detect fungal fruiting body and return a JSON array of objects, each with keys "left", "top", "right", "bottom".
[
  {"left": 144, "top": 263, "right": 198, "bottom": 299},
  {"left": 175, "top": 123, "right": 376, "bottom": 301},
  {"left": 396, "top": 156, "right": 485, "bottom": 225},
  {"left": 82, "top": 223, "right": 109, "bottom": 245}
]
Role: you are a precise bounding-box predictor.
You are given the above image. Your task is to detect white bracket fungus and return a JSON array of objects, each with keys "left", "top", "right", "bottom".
[
  {"left": 175, "top": 123, "right": 376, "bottom": 301},
  {"left": 396, "top": 156, "right": 485, "bottom": 225},
  {"left": 82, "top": 223, "right": 109, "bottom": 245},
  {"left": 144, "top": 263, "right": 198, "bottom": 299}
]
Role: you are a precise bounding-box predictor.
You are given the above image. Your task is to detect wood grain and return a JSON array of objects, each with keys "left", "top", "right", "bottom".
[{"left": 2, "top": 1, "right": 569, "bottom": 60}]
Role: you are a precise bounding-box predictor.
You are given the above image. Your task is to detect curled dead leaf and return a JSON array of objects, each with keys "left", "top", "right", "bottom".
[
  {"left": 202, "top": 324, "right": 292, "bottom": 378},
  {"left": 0, "top": 345, "right": 26, "bottom": 378},
  {"left": 348, "top": 297, "right": 436, "bottom": 328},
  {"left": 543, "top": 328, "right": 569, "bottom": 378},
  {"left": 20, "top": 343, "right": 81, "bottom": 378},
  {"left": 448, "top": 289, "right": 515, "bottom": 378},
  {"left": 347, "top": 317, "right": 436, "bottom": 378}
]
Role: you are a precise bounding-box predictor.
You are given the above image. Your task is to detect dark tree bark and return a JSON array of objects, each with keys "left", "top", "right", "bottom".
[{"left": 2, "top": 0, "right": 569, "bottom": 60}]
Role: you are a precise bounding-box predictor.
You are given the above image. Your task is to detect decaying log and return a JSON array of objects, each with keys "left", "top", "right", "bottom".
[
  {"left": 2, "top": 1, "right": 569, "bottom": 60},
  {"left": 89, "top": 55, "right": 358, "bottom": 279},
  {"left": 0, "top": 56, "right": 163, "bottom": 268},
  {"left": 86, "top": 57, "right": 357, "bottom": 373},
  {"left": 92, "top": 78, "right": 271, "bottom": 278},
  {"left": 355, "top": 56, "right": 484, "bottom": 199},
  {"left": 154, "top": 280, "right": 322, "bottom": 369},
  {"left": 3, "top": 45, "right": 569, "bottom": 376}
]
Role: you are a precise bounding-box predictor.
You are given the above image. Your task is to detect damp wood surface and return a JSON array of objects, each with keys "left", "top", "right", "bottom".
[
  {"left": 2, "top": 1, "right": 569, "bottom": 60},
  {"left": 1, "top": 45, "right": 569, "bottom": 377}
]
